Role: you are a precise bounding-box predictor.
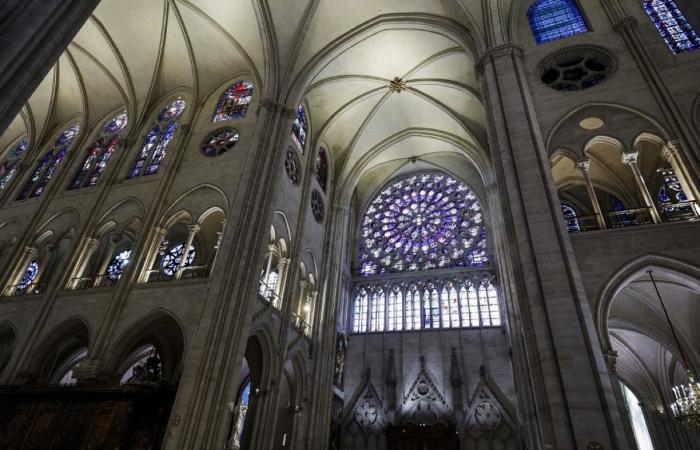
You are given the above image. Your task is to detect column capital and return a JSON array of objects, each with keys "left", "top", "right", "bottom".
[
  {"left": 476, "top": 43, "right": 524, "bottom": 73},
  {"left": 154, "top": 227, "right": 167, "bottom": 237},
  {"left": 661, "top": 140, "right": 682, "bottom": 162},
  {"left": 85, "top": 237, "right": 100, "bottom": 247},
  {"left": 257, "top": 97, "right": 296, "bottom": 119},
  {"left": 612, "top": 16, "right": 638, "bottom": 33},
  {"left": 621, "top": 151, "right": 639, "bottom": 165},
  {"left": 575, "top": 160, "right": 591, "bottom": 172},
  {"left": 187, "top": 224, "right": 201, "bottom": 234},
  {"left": 25, "top": 246, "right": 38, "bottom": 257},
  {"left": 277, "top": 257, "right": 290, "bottom": 268}
]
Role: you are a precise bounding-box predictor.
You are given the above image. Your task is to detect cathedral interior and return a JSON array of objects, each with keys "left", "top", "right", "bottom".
[{"left": 0, "top": 0, "right": 699, "bottom": 449}]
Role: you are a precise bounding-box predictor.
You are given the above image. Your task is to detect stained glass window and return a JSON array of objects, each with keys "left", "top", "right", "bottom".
[
  {"left": 352, "top": 289, "right": 369, "bottom": 333},
  {"left": 359, "top": 172, "right": 487, "bottom": 276},
  {"left": 228, "top": 378, "right": 252, "bottom": 449},
  {"left": 291, "top": 105, "right": 308, "bottom": 153},
  {"left": 369, "top": 289, "right": 385, "bottom": 332},
  {"left": 387, "top": 289, "right": 403, "bottom": 331},
  {"left": 0, "top": 139, "right": 28, "bottom": 191},
  {"left": 160, "top": 243, "right": 195, "bottom": 277},
  {"left": 351, "top": 280, "right": 501, "bottom": 333},
  {"left": 107, "top": 249, "right": 132, "bottom": 281},
  {"left": 70, "top": 112, "right": 127, "bottom": 189},
  {"left": 528, "top": 0, "right": 588, "bottom": 44},
  {"left": 259, "top": 268, "right": 279, "bottom": 300},
  {"left": 17, "top": 125, "right": 80, "bottom": 200},
  {"left": 128, "top": 99, "right": 185, "bottom": 178},
  {"left": 621, "top": 383, "right": 655, "bottom": 450},
  {"left": 316, "top": 147, "right": 329, "bottom": 191},
  {"left": 201, "top": 128, "right": 239, "bottom": 157},
  {"left": 18, "top": 261, "right": 39, "bottom": 290},
  {"left": 213, "top": 81, "right": 254, "bottom": 122},
  {"left": 644, "top": 0, "right": 700, "bottom": 54},
  {"left": 561, "top": 203, "right": 581, "bottom": 233}
]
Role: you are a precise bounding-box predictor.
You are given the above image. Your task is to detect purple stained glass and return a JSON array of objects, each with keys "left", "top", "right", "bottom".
[
  {"left": 0, "top": 139, "right": 28, "bottom": 191},
  {"left": 359, "top": 172, "right": 488, "bottom": 276},
  {"left": 291, "top": 105, "right": 307, "bottom": 153},
  {"left": 644, "top": 0, "right": 700, "bottom": 54},
  {"left": 17, "top": 125, "right": 80, "bottom": 200},
  {"left": 212, "top": 81, "right": 254, "bottom": 122},
  {"left": 70, "top": 112, "right": 127, "bottom": 189},
  {"left": 128, "top": 99, "right": 185, "bottom": 178}
]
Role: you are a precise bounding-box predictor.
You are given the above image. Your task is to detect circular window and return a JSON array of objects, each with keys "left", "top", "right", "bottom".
[
  {"left": 311, "top": 190, "right": 324, "bottom": 223},
  {"left": 202, "top": 128, "right": 239, "bottom": 157},
  {"left": 285, "top": 147, "right": 300, "bottom": 185},
  {"left": 539, "top": 46, "right": 616, "bottom": 92}
]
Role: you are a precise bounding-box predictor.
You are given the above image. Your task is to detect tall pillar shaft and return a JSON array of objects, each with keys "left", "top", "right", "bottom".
[
  {"left": 93, "top": 235, "right": 122, "bottom": 287},
  {"left": 479, "top": 44, "right": 631, "bottom": 450},
  {"left": 576, "top": 160, "right": 607, "bottom": 229},
  {"left": 622, "top": 152, "right": 661, "bottom": 223},
  {"left": 176, "top": 225, "right": 199, "bottom": 279}
]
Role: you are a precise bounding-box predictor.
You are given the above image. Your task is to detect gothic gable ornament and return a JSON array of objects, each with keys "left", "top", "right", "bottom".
[
  {"left": 399, "top": 357, "right": 451, "bottom": 426},
  {"left": 463, "top": 369, "right": 519, "bottom": 448},
  {"left": 345, "top": 371, "right": 385, "bottom": 436}
]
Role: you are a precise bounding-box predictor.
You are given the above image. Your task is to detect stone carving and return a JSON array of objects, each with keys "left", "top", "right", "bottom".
[
  {"left": 346, "top": 370, "right": 384, "bottom": 436},
  {"left": 333, "top": 332, "right": 347, "bottom": 389},
  {"left": 354, "top": 393, "right": 379, "bottom": 428},
  {"left": 399, "top": 357, "right": 451, "bottom": 427},
  {"left": 473, "top": 400, "right": 502, "bottom": 431}
]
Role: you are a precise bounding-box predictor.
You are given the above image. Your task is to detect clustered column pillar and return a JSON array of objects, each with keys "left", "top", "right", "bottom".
[
  {"left": 138, "top": 227, "right": 166, "bottom": 283},
  {"left": 479, "top": 43, "right": 632, "bottom": 450},
  {"left": 93, "top": 234, "right": 123, "bottom": 287},
  {"left": 176, "top": 224, "right": 199, "bottom": 279},
  {"left": 576, "top": 160, "right": 607, "bottom": 229},
  {"left": 3, "top": 246, "right": 38, "bottom": 295},
  {"left": 662, "top": 140, "right": 700, "bottom": 216},
  {"left": 621, "top": 151, "right": 661, "bottom": 223}
]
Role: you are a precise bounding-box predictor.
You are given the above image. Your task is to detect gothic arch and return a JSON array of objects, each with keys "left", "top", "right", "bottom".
[
  {"left": 106, "top": 309, "right": 185, "bottom": 386},
  {"left": 596, "top": 254, "right": 700, "bottom": 352},
  {"left": 23, "top": 315, "right": 91, "bottom": 383}
]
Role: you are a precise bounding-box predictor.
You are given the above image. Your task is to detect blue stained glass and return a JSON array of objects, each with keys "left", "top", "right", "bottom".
[
  {"left": 160, "top": 243, "right": 195, "bottom": 277},
  {"left": 107, "top": 249, "right": 132, "bottom": 280},
  {"left": 213, "top": 81, "right": 254, "bottom": 122},
  {"left": 70, "top": 112, "right": 127, "bottom": 189},
  {"left": 644, "top": 0, "right": 700, "bottom": 54},
  {"left": 359, "top": 172, "right": 487, "bottom": 276},
  {"left": 128, "top": 99, "right": 185, "bottom": 179},
  {"left": 291, "top": 105, "right": 307, "bottom": 153},
  {"left": 611, "top": 195, "right": 626, "bottom": 212},
  {"left": 528, "top": 0, "right": 588, "bottom": 44},
  {"left": 18, "top": 125, "right": 79, "bottom": 200},
  {"left": 18, "top": 261, "right": 39, "bottom": 290},
  {"left": 0, "top": 139, "right": 28, "bottom": 191},
  {"left": 561, "top": 203, "right": 581, "bottom": 233}
]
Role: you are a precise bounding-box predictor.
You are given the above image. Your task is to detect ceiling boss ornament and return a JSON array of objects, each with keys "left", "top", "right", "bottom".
[{"left": 389, "top": 77, "right": 407, "bottom": 93}]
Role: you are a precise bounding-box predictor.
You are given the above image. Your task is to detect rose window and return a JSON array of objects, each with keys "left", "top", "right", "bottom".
[{"left": 359, "top": 172, "right": 487, "bottom": 276}]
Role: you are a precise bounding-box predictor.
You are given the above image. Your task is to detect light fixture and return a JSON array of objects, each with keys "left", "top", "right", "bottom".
[{"left": 648, "top": 270, "right": 700, "bottom": 429}]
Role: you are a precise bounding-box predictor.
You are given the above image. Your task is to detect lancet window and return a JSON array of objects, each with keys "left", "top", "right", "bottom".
[
  {"left": 315, "top": 147, "right": 329, "bottom": 191},
  {"left": 17, "top": 125, "right": 80, "bottom": 200},
  {"left": 128, "top": 98, "right": 185, "bottom": 178},
  {"left": 352, "top": 171, "right": 500, "bottom": 334},
  {"left": 291, "top": 105, "right": 308, "bottom": 153},
  {"left": 70, "top": 112, "right": 127, "bottom": 189},
  {"left": 0, "top": 139, "right": 28, "bottom": 192},
  {"left": 528, "top": 0, "right": 588, "bottom": 44},
  {"left": 643, "top": 0, "right": 700, "bottom": 54},
  {"left": 161, "top": 243, "right": 195, "bottom": 277},
  {"left": 212, "top": 81, "right": 254, "bottom": 122},
  {"left": 561, "top": 203, "right": 581, "bottom": 233}
]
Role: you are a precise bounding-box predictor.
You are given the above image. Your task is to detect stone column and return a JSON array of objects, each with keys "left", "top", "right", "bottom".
[
  {"left": 0, "top": 0, "right": 103, "bottom": 134},
  {"left": 69, "top": 237, "right": 100, "bottom": 288},
  {"left": 29, "top": 244, "right": 57, "bottom": 292},
  {"left": 621, "top": 151, "right": 662, "bottom": 223},
  {"left": 662, "top": 140, "right": 700, "bottom": 215},
  {"left": 576, "top": 160, "right": 607, "bottom": 229},
  {"left": 478, "top": 44, "right": 632, "bottom": 450},
  {"left": 275, "top": 257, "right": 290, "bottom": 308},
  {"left": 176, "top": 224, "right": 199, "bottom": 279},
  {"left": 138, "top": 227, "right": 166, "bottom": 283},
  {"left": 93, "top": 234, "right": 122, "bottom": 287},
  {"left": 3, "top": 246, "right": 37, "bottom": 295}
]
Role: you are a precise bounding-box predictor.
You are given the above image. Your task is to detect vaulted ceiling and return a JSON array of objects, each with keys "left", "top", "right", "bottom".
[{"left": 0, "top": 0, "right": 525, "bottom": 200}]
